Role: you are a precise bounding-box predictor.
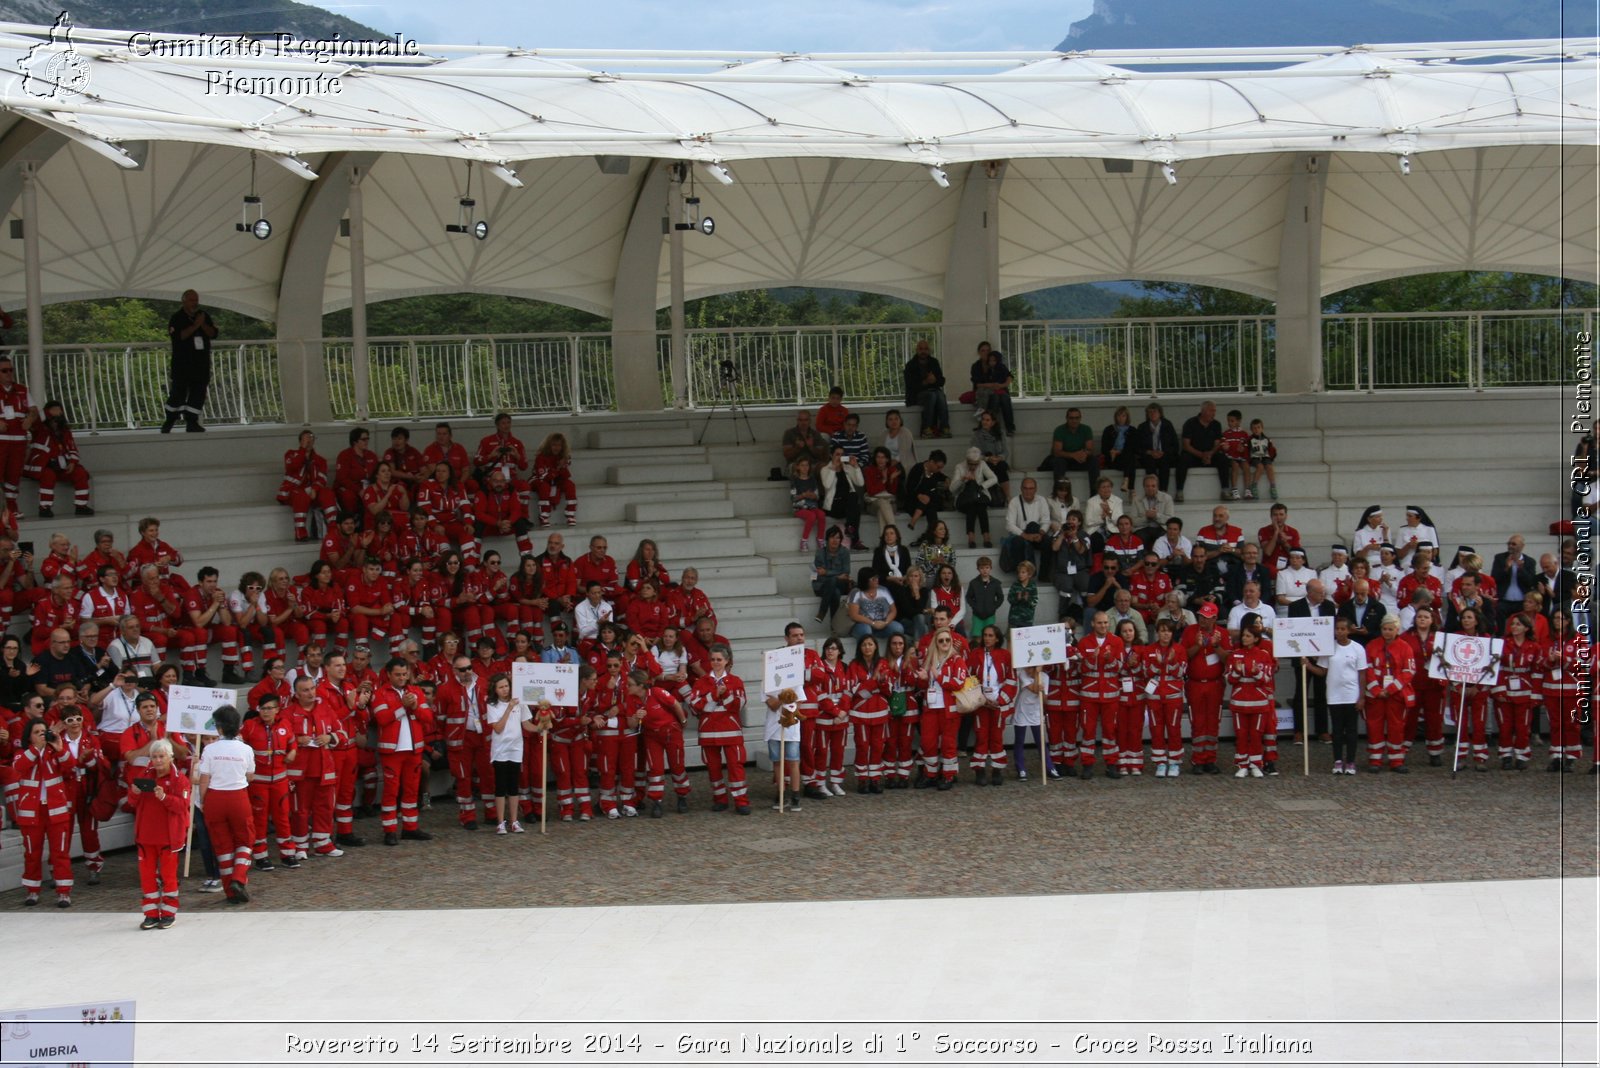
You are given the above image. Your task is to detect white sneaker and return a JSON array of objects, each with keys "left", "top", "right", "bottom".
[
  {"left": 561, "top": 814, "right": 574, "bottom": 822},
  {"left": 1234, "top": 767, "right": 1250, "bottom": 778},
  {"left": 1167, "top": 763, "right": 1181, "bottom": 777},
  {"left": 198, "top": 879, "right": 223, "bottom": 893},
  {"left": 799, "top": 538, "right": 809, "bottom": 552},
  {"left": 622, "top": 805, "right": 638, "bottom": 817},
  {"left": 1017, "top": 768, "right": 1028, "bottom": 780},
  {"left": 510, "top": 821, "right": 525, "bottom": 833},
  {"left": 495, "top": 822, "right": 508, "bottom": 834},
  {"left": 606, "top": 809, "right": 620, "bottom": 820},
  {"left": 297, "top": 850, "right": 308, "bottom": 861},
  {"left": 316, "top": 848, "right": 345, "bottom": 858},
  {"left": 1129, "top": 766, "right": 1142, "bottom": 776},
  {"left": 1155, "top": 763, "right": 1168, "bottom": 778},
  {"left": 829, "top": 783, "right": 846, "bottom": 797},
  {"left": 1332, "top": 760, "right": 1344, "bottom": 775},
  {"left": 1249, "top": 765, "right": 1264, "bottom": 778}
]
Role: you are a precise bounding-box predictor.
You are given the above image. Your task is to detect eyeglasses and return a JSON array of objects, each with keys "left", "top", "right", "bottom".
[{"left": 247, "top": 584, "right": 263, "bottom": 590}]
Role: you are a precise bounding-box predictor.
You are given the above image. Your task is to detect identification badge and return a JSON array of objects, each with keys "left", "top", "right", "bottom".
[
  {"left": 1383, "top": 674, "right": 1394, "bottom": 689},
  {"left": 1552, "top": 669, "right": 1563, "bottom": 681},
  {"left": 925, "top": 685, "right": 945, "bottom": 710},
  {"left": 606, "top": 716, "right": 618, "bottom": 728},
  {"left": 1144, "top": 680, "right": 1159, "bottom": 696},
  {"left": 1205, "top": 653, "right": 1220, "bottom": 667},
  {"left": 1, "top": 405, "right": 12, "bottom": 420},
  {"left": 1065, "top": 563, "right": 1077, "bottom": 575},
  {"left": 193, "top": 336, "right": 205, "bottom": 350},
  {"left": 1121, "top": 678, "right": 1134, "bottom": 694},
  {"left": 1508, "top": 677, "right": 1523, "bottom": 692}
]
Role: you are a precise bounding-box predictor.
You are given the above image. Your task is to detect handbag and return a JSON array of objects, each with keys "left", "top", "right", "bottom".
[
  {"left": 952, "top": 676, "right": 986, "bottom": 715},
  {"left": 827, "top": 474, "right": 858, "bottom": 519},
  {"left": 955, "top": 480, "right": 987, "bottom": 512}
]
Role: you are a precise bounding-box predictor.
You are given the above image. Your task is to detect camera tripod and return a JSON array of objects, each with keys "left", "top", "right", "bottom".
[{"left": 697, "top": 371, "right": 757, "bottom": 445}]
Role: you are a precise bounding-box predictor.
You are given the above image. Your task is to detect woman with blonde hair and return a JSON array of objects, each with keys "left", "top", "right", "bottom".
[
  {"left": 532, "top": 432, "right": 578, "bottom": 527},
  {"left": 916, "top": 627, "right": 969, "bottom": 791}
]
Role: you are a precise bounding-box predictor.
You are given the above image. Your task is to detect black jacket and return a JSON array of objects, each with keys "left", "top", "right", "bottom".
[
  {"left": 1489, "top": 551, "right": 1537, "bottom": 604},
  {"left": 1134, "top": 419, "right": 1180, "bottom": 461},
  {"left": 903, "top": 355, "right": 946, "bottom": 407},
  {"left": 1337, "top": 597, "right": 1386, "bottom": 643}
]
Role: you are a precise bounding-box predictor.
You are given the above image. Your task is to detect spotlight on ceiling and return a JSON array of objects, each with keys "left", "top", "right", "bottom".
[
  {"left": 444, "top": 164, "right": 490, "bottom": 240},
  {"left": 235, "top": 153, "right": 272, "bottom": 240},
  {"left": 1161, "top": 163, "right": 1178, "bottom": 186},
  {"left": 702, "top": 162, "right": 735, "bottom": 185},
  {"left": 927, "top": 165, "right": 950, "bottom": 189},
  {"left": 1399, "top": 154, "right": 1411, "bottom": 176}
]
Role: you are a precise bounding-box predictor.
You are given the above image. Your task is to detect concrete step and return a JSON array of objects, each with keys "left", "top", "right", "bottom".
[
  {"left": 589, "top": 426, "right": 697, "bottom": 450},
  {"left": 608, "top": 463, "right": 714, "bottom": 486},
  {"left": 626, "top": 498, "right": 736, "bottom": 522},
  {"left": 1321, "top": 429, "right": 1549, "bottom": 465}
]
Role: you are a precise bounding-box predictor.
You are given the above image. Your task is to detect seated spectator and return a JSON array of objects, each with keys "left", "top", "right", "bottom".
[
  {"left": 23, "top": 400, "right": 92, "bottom": 517},
  {"left": 1152, "top": 518, "right": 1192, "bottom": 563},
  {"left": 1175, "top": 400, "right": 1228, "bottom": 504},
  {"left": 1445, "top": 572, "right": 1497, "bottom": 633},
  {"left": 574, "top": 581, "right": 616, "bottom": 642},
  {"left": 33, "top": 625, "right": 92, "bottom": 699},
  {"left": 80, "top": 530, "right": 126, "bottom": 594},
  {"left": 902, "top": 340, "right": 949, "bottom": 438},
  {"left": 1220, "top": 409, "right": 1250, "bottom": 499},
  {"left": 862, "top": 448, "right": 902, "bottom": 537},
  {"left": 415, "top": 462, "right": 479, "bottom": 566},
  {"left": 574, "top": 535, "right": 621, "bottom": 605},
  {"left": 1101, "top": 515, "right": 1146, "bottom": 570},
  {"left": 1134, "top": 402, "right": 1179, "bottom": 492},
  {"left": 1351, "top": 505, "right": 1389, "bottom": 566},
  {"left": 912, "top": 520, "right": 954, "bottom": 584},
  {"left": 260, "top": 567, "right": 308, "bottom": 668},
  {"left": 624, "top": 539, "right": 672, "bottom": 604},
  {"left": 0, "top": 633, "right": 35, "bottom": 708},
  {"left": 276, "top": 429, "right": 338, "bottom": 543},
  {"left": 1168, "top": 543, "right": 1219, "bottom": 607},
  {"left": 781, "top": 410, "right": 831, "bottom": 471},
  {"left": 180, "top": 566, "right": 243, "bottom": 686},
  {"left": 473, "top": 413, "right": 530, "bottom": 502},
  {"left": 1083, "top": 477, "right": 1124, "bottom": 544},
  {"left": 320, "top": 512, "right": 371, "bottom": 581},
  {"left": 1491, "top": 534, "right": 1537, "bottom": 617},
  {"left": 873, "top": 523, "right": 914, "bottom": 605},
  {"left": 79, "top": 563, "right": 130, "bottom": 649},
  {"left": 1083, "top": 554, "right": 1128, "bottom": 619},
  {"left": 1372, "top": 543, "right": 1405, "bottom": 615},
  {"left": 422, "top": 422, "right": 477, "bottom": 495},
  {"left": 332, "top": 426, "right": 377, "bottom": 517},
  {"left": 523, "top": 431, "right": 576, "bottom": 530},
  {"left": 1002, "top": 477, "right": 1054, "bottom": 578},
  {"left": 1227, "top": 581, "right": 1273, "bottom": 638},
  {"left": 812, "top": 525, "right": 853, "bottom": 624},
  {"left": 1126, "top": 474, "right": 1175, "bottom": 545},
  {"left": 535, "top": 533, "right": 578, "bottom": 621},
  {"left": 39, "top": 531, "right": 83, "bottom": 591},
  {"left": 901, "top": 449, "right": 948, "bottom": 532},
  {"left": 1040, "top": 407, "right": 1098, "bottom": 489},
  {"left": 362, "top": 461, "right": 410, "bottom": 529},
  {"left": 1258, "top": 502, "right": 1302, "bottom": 573},
  {"left": 129, "top": 565, "right": 183, "bottom": 663},
  {"left": 789, "top": 456, "right": 826, "bottom": 552},
  {"left": 820, "top": 446, "right": 866, "bottom": 550},
  {"left": 830, "top": 413, "right": 870, "bottom": 467},
  {"left": 1047, "top": 478, "right": 1082, "bottom": 531},
  {"left": 365, "top": 511, "right": 404, "bottom": 579},
  {"left": 1221, "top": 542, "right": 1274, "bottom": 609},
  {"left": 1194, "top": 505, "right": 1243, "bottom": 561},
  {"left": 1127, "top": 552, "right": 1175, "bottom": 623},
  {"left": 31, "top": 574, "right": 80, "bottom": 656},
  {"left": 848, "top": 568, "right": 902, "bottom": 640},
  {"left": 970, "top": 410, "right": 1010, "bottom": 504},
  {"left": 950, "top": 448, "right": 998, "bottom": 550},
  {"left": 1319, "top": 545, "right": 1352, "bottom": 594},
  {"left": 1275, "top": 548, "right": 1317, "bottom": 608},
  {"left": 228, "top": 571, "right": 271, "bottom": 677},
  {"left": 1398, "top": 552, "right": 1443, "bottom": 611},
  {"left": 125, "top": 517, "right": 186, "bottom": 591},
  {"left": 929, "top": 563, "right": 965, "bottom": 634},
  {"left": 882, "top": 410, "right": 919, "bottom": 469},
  {"left": 1100, "top": 405, "right": 1138, "bottom": 494},
  {"left": 815, "top": 386, "right": 850, "bottom": 437},
  {"left": 382, "top": 425, "right": 426, "bottom": 489},
  {"left": 969, "top": 342, "right": 1015, "bottom": 435},
  {"left": 668, "top": 567, "right": 715, "bottom": 633},
  {"left": 473, "top": 468, "right": 534, "bottom": 559},
  {"left": 399, "top": 507, "right": 446, "bottom": 571},
  {"left": 1107, "top": 589, "right": 1147, "bottom": 644},
  {"left": 1050, "top": 511, "right": 1092, "bottom": 624},
  {"left": 1333, "top": 557, "right": 1371, "bottom": 604},
  {"left": 1152, "top": 591, "right": 1196, "bottom": 636},
  {"left": 344, "top": 558, "right": 402, "bottom": 655}
]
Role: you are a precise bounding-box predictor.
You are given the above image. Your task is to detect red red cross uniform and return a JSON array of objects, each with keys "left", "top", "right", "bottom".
[
  {"left": 1541, "top": 635, "right": 1590, "bottom": 765},
  {"left": 473, "top": 432, "right": 531, "bottom": 500},
  {"left": 277, "top": 447, "right": 339, "bottom": 541},
  {"left": 1493, "top": 636, "right": 1542, "bottom": 765},
  {"left": 178, "top": 587, "right": 240, "bottom": 675},
  {"left": 635, "top": 685, "right": 691, "bottom": 804},
  {"left": 296, "top": 698, "right": 345, "bottom": 855},
  {"left": 23, "top": 419, "right": 91, "bottom": 512},
  {"left": 333, "top": 446, "right": 377, "bottom": 517},
  {"left": 1226, "top": 644, "right": 1278, "bottom": 771},
  {"left": 125, "top": 538, "right": 185, "bottom": 590},
  {"left": 60, "top": 730, "right": 109, "bottom": 876},
  {"left": 434, "top": 676, "right": 493, "bottom": 827},
  {"left": 549, "top": 697, "right": 593, "bottom": 820},
  {"left": 967, "top": 646, "right": 1017, "bottom": 773},
  {"left": 29, "top": 590, "right": 78, "bottom": 657},
  {"left": 129, "top": 764, "right": 190, "bottom": 921},
  {"left": 532, "top": 452, "right": 578, "bottom": 527},
  {"left": 240, "top": 715, "right": 296, "bottom": 862},
  {"left": 344, "top": 572, "right": 398, "bottom": 648},
  {"left": 415, "top": 478, "right": 479, "bottom": 566},
  {"left": 0, "top": 379, "right": 34, "bottom": 510},
  {"left": 1042, "top": 659, "right": 1082, "bottom": 770},
  {"left": 1073, "top": 632, "right": 1126, "bottom": 771},
  {"left": 372, "top": 682, "right": 433, "bottom": 833},
  {"left": 811, "top": 658, "right": 852, "bottom": 793},
  {"left": 687, "top": 669, "right": 749, "bottom": 810},
  {"left": 12, "top": 742, "right": 76, "bottom": 902},
  {"left": 1402, "top": 628, "right": 1449, "bottom": 759},
  {"left": 584, "top": 669, "right": 637, "bottom": 815},
  {"left": 1363, "top": 637, "right": 1417, "bottom": 769},
  {"left": 316, "top": 679, "right": 365, "bottom": 837},
  {"left": 1137, "top": 640, "right": 1188, "bottom": 769},
  {"left": 473, "top": 486, "right": 534, "bottom": 558},
  {"left": 848, "top": 660, "right": 890, "bottom": 788},
  {"left": 298, "top": 580, "right": 348, "bottom": 648},
  {"left": 1184, "top": 623, "right": 1231, "bottom": 767},
  {"left": 920, "top": 655, "right": 969, "bottom": 783},
  {"left": 879, "top": 655, "right": 920, "bottom": 785}
]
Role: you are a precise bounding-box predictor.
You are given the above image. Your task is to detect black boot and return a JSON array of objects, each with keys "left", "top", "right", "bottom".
[
  {"left": 160, "top": 413, "right": 178, "bottom": 434},
  {"left": 973, "top": 768, "right": 987, "bottom": 786},
  {"left": 990, "top": 768, "right": 1004, "bottom": 787}
]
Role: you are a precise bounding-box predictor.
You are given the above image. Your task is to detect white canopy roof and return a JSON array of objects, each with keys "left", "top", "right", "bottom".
[{"left": 0, "top": 29, "right": 1593, "bottom": 317}]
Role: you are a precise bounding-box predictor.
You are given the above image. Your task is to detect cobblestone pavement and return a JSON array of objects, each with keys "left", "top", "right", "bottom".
[{"left": 5, "top": 746, "right": 1595, "bottom": 915}]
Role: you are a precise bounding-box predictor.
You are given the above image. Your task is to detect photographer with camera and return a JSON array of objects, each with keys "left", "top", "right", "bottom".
[
  {"left": 473, "top": 412, "right": 531, "bottom": 506},
  {"left": 129, "top": 737, "right": 190, "bottom": 929},
  {"left": 13, "top": 716, "right": 76, "bottom": 906}
]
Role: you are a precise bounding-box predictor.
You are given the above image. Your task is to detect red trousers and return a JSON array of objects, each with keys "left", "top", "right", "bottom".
[
  {"left": 300, "top": 769, "right": 337, "bottom": 852},
  {"left": 1047, "top": 705, "right": 1082, "bottom": 767},
  {"left": 1450, "top": 687, "right": 1491, "bottom": 763},
  {"left": 885, "top": 712, "right": 918, "bottom": 780},
  {"left": 816, "top": 724, "right": 847, "bottom": 787},
  {"left": 1545, "top": 689, "right": 1583, "bottom": 758},
  {"left": 449, "top": 740, "right": 493, "bottom": 825},
  {"left": 19, "top": 819, "right": 73, "bottom": 896},
  {"left": 1364, "top": 696, "right": 1408, "bottom": 767},
  {"left": 851, "top": 710, "right": 889, "bottom": 781},
  {"left": 178, "top": 623, "right": 240, "bottom": 672},
  {"left": 1079, "top": 697, "right": 1121, "bottom": 767},
  {"left": 700, "top": 740, "right": 748, "bottom": 806},
  {"left": 592, "top": 732, "right": 638, "bottom": 812},
  {"left": 37, "top": 461, "right": 91, "bottom": 509},
  {"left": 248, "top": 779, "right": 294, "bottom": 860},
  {"left": 973, "top": 707, "right": 1009, "bottom": 770},
  {"left": 1495, "top": 696, "right": 1536, "bottom": 759},
  {"left": 799, "top": 718, "right": 822, "bottom": 787},
  {"left": 919, "top": 706, "right": 960, "bottom": 780},
  {"left": 379, "top": 750, "right": 423, "bottom": 831},
  {"left": 285, "top": 485, "right": 337, "bottom": 538},
  {"left": 1186, "top": 681, "right": 1224, "bottom": 765},
  {"left": 308, "top": 616, "right": 349, "bottom": 648},
  {"left": 535, "top": 478, "right": 577, "bottom": 524},
  {"left": 1146, "top": 698, "right": 1184, "bottom": 764},
  {"left": 519, "top": 735, "right": 548, "bottom": 818},
  {"left": 1407, "top": 683, "right": 1447, "bottom": 757},
  {"left": 203, "top": 788, "right": 255, "bottom": 890},
  {"left": 0, "top": 440, "right": 25, "bottom": 503},
  {"left": 1232, "top": 707, "right": 1266, "bottom": 767},
  {"left": 138, "top": 843, "right": 180, "bottom": 918},
  {"left": 72, "top": 795, "right": 103, "bottom": 873},
  {"left": 643, "top": 725, "right": 690, "bottom": 801},
  {"left": 1116, "top": 697, "right": 1145, "bottom": 771},
  {"left": 551, "top": 739, "right": 593, "bottom": 818},
  {"left": 332, "top": 748, "right": 359, "bottom": 835}
]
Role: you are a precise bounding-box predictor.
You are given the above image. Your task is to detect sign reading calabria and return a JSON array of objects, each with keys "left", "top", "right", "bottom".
[
  {"left": 0, "top": 999, "right": 136, "bottom": 1067},
  {"left": 1012, "top": 624, "right": 1070, "bottom": 667}
]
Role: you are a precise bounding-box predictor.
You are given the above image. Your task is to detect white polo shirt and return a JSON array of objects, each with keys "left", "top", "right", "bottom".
[
  {"left": 1319, "top": 641, "right": 1369, "bottom": 705},
  {"left": 197, "top": 737, "right": 254, "bottom": 792}
]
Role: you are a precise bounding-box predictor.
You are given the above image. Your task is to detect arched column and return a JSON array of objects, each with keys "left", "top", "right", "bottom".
[
  {"left": 1275, "top": 153, "right": 1328, "bottom": 394},
  {"left": 611, "top": 160, "right": 671, "bottom": 412},
  {"left": 275, "top": 151, "right": 379, "bottom": 423}
]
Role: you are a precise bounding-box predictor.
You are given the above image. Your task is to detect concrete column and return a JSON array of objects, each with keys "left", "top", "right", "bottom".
[
  {"left": 348, "top": 166, "right": 369, "bottom": 421},
  {"left": 19, "top": 162, "right": 43, "bottom": 393},
  {"left": 612, "top": 160, "right": 672, "bottom": 412},
  {"left": 1274, "top": 153, "right": 1328, "bottom": 394},
  {"left": 275, "top": 151, "right": 379, "bottom": 423},
  {"left": 942, "top": 161, "right": 1006, "bottom": 395}
]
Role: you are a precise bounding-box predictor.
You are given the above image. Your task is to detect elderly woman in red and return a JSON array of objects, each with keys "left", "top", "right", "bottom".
[
  {"left": 1226, "top": 613, "right": 1277, "bottom": 778},
  {"left": 13, "top": 717, "right": 77, "bottom": 905},
  {"left": 917, "top": 626, "right": 969, "bottom": 790},
  {"left": 128, "top": 737, "right": 190, "bottom": 929},
  {"left": 1542, "top": 609, "right": 1587, "bottom": 773},
  {"left": 1363, "top": 616, "right": 1417, "bottom": 772},
  {"left": 966, "top": 625, "right": 1016, "bottom": 785},
  {"left": 1494, "top": 612, "right": 1542, "bottom": 771}
]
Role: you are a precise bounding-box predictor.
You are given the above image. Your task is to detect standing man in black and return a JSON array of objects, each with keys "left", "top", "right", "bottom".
[
  {"left": 1490, "top": 534, "right": 1537, "bottom": 618},
  {"left": 1175, "top": 400, "right": 1227, "bottom": 503},
  {"left": 164, "top": 289, "right": 217, "bottom": 433}
]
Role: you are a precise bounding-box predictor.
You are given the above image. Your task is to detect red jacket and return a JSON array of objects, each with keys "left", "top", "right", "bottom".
[
  {"left": 474, "top": 487, "right": 528, "bottom": 531},
  {"left": 633, "top": 685, "right": 684, "bottom": 734},
  {"left": 334, "top": 446, "right": 377, "bottom": 495},
  {"left": 277, "top": 447, "right": 331, "bottom": 502},
  {"left": 381, "top": 444, "right": 425, "bottom": 480},
  {"left": 1073, "top": 633, "right": 1126, "bottom": 700},
  {"left": 371, "top": 684, "right": 434, "bottom": 754},
  {"left": 240, "top": 717, "right": 296, "bottom": 783},
  {"left": 10, "top": 744, "right": 75, "bottom": 825},
  {"left": 538, "top": 552, "right": 578, "bottom": 603},
  {"left": 432, "top": 677, "right": 489, "bottom": 750},
  {"left": 627, "top": 597, "right": 674, "bottom": 643},
  {"left": 1184, "top": 623, "right": 1231, "bottom": 683},
  {"left": 574, "top": 554, "right": 621, "bottom": 600},
  {"left": 1226, "top": 645, "right": 1277, "bottom": 711},
  {"left": 422, "top": 441, "right": 473, "bottom": 481},
  {"left": 531, "top": 452, "right": 572, "bottom": 486},
  {"left": 1136, "top": 641, "right": 1187, "bottom": 700},
  {"left": 966, "top": 647, "right": 1017, "bottom": 711},
  {"left": 474, "top": 432, "right": 528, "bottom": 477},
  {"left": 128, "top": 765, "right": 191, "bottom": 847},
  {"left": 1364, "top": 637, "right": 1417, "bottom": 704},
  {"left": 686, "top": 671, "right": 745, "bottom": 745},
  {"left": 22, "top": 420, "right": 82, "bottom": 480},
  {"left": 125, "top": 539, "right": 184, "bottom": 586},
  {"left": 1494, "top": 636, "right": 1541, "bottom": 699},
  {"left": 809, "top": 658, "right": 852, "bottom": 726},
  {"left": 669, "top": 585, "right": 716, "bottom": 630}
]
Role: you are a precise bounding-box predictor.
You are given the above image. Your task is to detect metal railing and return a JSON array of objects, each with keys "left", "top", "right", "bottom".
[
  {"left": 1323, "top": 309, "right": 1592, "bottom": 391},
  {"left": 322, "top": 333, "right": 616, "bottom": 419},
  {"left": 1000, "top": 317, "right": 1275, "bottom": 398},
  {"left": 3, "top": 341, "right": 284, "bottom": 429}
]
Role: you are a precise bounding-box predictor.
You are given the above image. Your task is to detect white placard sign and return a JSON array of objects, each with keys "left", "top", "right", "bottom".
[
  {"left": 511, "top": 661, "right": 579, "bottom": 709},
  {"left": 1011, "top": 624, "right": 1070, "bottom": 667},
  {"left": 1428, "top": 633, "right": 1503, "bottom": 684},
  {"left": 1272, "top": 615, "right": 1335, "bottom": 658},
  {"left": 164, "top": 684, "right": 233, "bottom": 737},
  {"left": 763, "top": 644, "right": 806, "bottom": 697},
  {"left": 0, "top": 998, "right": 136, "bottom": 1067}
]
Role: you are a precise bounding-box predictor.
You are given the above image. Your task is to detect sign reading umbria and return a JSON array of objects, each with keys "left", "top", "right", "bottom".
[{"left": 0, "top": 1000, "right": 136, "bottom": 1068}]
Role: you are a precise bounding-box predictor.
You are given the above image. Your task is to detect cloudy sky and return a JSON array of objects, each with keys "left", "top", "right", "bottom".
[{"left": 323, "top": 0, "right": 1094, "bottom": 53}]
